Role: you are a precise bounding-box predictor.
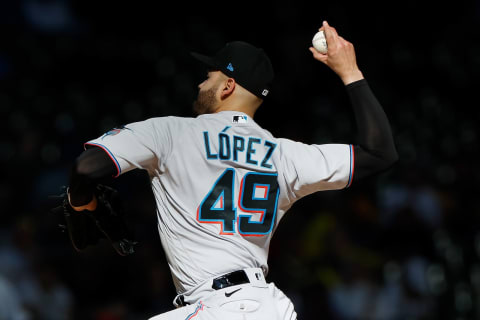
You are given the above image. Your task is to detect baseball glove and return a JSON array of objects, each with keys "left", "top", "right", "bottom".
[{"left": 50, "top": 184, "right": 137, "bottom": 256}]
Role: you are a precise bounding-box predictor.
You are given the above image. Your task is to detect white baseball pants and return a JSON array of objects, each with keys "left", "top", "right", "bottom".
[{"left": 148, "top": 268, "right": 297, "bottom": 320}]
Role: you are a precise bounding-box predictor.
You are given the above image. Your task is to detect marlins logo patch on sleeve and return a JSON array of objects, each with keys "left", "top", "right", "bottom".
[{"left": 101, "top": 125, "right": 131, "bottom": 139}]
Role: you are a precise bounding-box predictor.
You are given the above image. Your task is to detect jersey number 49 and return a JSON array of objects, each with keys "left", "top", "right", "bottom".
[{"left": 197, "top": 169, "right": 280, "bottom": 236}]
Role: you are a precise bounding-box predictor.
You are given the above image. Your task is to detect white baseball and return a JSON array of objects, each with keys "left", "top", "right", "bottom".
[{"left": 312, "top": 30, "right": 328, "bottom": 54}]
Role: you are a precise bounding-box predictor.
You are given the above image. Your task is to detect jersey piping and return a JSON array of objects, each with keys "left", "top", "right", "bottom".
[{"left": 84, "top": 142, "right": 122, "bottom": 177}]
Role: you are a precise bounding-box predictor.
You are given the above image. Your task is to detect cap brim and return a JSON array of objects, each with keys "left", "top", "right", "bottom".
[{"left": 191, "top": 52, "right": 217, "bottom": 69}]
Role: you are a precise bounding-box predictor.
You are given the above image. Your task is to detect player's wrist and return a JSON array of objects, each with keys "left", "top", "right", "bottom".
[
  {"left": 341, "top": 70, "right": 364, "bottom": 85},
  {"left": 68, "top": 192, "right": 98, "bottom": 211}
]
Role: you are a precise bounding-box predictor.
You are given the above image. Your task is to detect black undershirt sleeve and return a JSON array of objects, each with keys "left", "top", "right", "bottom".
[
  {"left": 68, "top": 147, "right": 117, "bottom": 206},
  {"left": 345, "top": 79, "right": 398, "bottom": 182}
]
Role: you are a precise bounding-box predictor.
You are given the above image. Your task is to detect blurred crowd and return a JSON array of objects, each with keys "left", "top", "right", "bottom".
[{"left": 1, "top": 0, "right": 480, "bottom": 319}]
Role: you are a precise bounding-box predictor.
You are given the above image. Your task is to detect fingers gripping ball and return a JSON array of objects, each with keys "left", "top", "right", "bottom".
[
  {"left": 312, "top": 30, "right": 328, "bottom": 54},
  {"left": 50, "top": 185, "right": 137, "bottom": 256}
]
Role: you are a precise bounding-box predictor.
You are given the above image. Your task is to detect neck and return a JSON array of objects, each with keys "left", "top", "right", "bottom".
[{"left": 214, "top": 104, "right": 256, "bottom": 118}]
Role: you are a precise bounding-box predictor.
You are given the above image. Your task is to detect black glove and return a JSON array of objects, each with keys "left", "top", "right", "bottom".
[{"left": 50, "top": 185, "right": 137, "bottom": 256}]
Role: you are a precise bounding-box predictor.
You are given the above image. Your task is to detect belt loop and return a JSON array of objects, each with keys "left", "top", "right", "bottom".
[
  {"left": 244, "top": 268, "right": 268, "bottom": 288},
  {"left": 174, "top": 294, "right": 188, "bottom": 307}
]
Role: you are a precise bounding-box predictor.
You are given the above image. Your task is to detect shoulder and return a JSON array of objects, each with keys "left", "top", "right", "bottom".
[
  {"left": 141, "top": 116, "right": 197, "bottom": 130},
  {"left": 118, "top": 116, "right": 196, "bottom": 139},
  {"left": 147, "top": 115, "right": 196, "bottom": 124},
  {"left": 260, "top": 127, "right": 276, "bottom": 140}
]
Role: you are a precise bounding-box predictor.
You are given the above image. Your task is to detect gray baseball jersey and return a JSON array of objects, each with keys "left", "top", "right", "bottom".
[{"left": 86, "top": 110, "right": 353, "bottom": 294}]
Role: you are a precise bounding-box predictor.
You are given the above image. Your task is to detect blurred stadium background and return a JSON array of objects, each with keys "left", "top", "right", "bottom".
[{"left": 0, "top": 1, "right": 479, "bottom": 319}]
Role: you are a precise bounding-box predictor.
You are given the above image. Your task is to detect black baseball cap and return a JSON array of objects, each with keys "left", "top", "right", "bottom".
[{"left": 191, "top": 41, "right": 274, "bottom": 99}]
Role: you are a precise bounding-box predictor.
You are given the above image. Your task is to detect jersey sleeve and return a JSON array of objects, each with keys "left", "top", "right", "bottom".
[
  {"left": 277, "top": 138, "right": 354, "bottom": 201},
  {"left": 84, "top": 117, "right": 173, "bottom": 177}
]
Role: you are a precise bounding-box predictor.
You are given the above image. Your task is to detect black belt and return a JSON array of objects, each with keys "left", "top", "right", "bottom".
[
  {"left": 212, "top": 270, "right": 250, "bottom": 290},
  {"left": 175, "top": 270, "right": 250, "bottom": 307}
]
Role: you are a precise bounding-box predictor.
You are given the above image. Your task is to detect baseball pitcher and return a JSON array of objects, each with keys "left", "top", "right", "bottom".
[{"left": 58, "top": 21, "right": 398, "bottom": 319}]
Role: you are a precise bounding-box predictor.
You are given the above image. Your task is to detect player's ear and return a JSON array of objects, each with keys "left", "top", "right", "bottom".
[{"left": 220, "top": 78, "right": 236, "bottom": 100}]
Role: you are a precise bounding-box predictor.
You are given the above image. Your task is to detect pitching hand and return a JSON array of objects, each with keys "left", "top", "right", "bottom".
[{"left": 309, "top": 21, "right": 364, "bottom": 85}]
